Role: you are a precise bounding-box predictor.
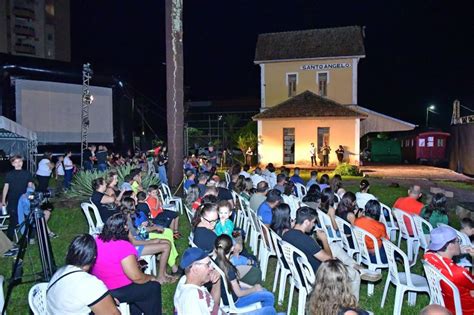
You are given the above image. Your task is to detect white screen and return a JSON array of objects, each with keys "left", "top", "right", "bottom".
[{"left": 15, "top": 79, "right": 113, "bottom": 144}]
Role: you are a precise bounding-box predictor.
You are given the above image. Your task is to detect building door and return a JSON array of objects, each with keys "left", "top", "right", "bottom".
[
  {"left": 317, "top": 127, "right": 330, "bottom": 153},
  {"left": 283, "top": 128, "right": 295, "bottom": 164}
]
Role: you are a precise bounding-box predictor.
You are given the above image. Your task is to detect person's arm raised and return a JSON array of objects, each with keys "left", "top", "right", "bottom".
[
  {"left": 121, "top": 255, "right": 156, "bottom": 284},
  {"left": 89, "top": 294, "right": 121, "bottom": 315}
]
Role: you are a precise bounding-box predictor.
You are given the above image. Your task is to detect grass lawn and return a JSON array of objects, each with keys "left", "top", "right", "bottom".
[
  {"left": 1, "top": 179, "right": 452, "bottom": 314},
  {"left": 433, "top": 180, "right": 474, "bottom": 191}
]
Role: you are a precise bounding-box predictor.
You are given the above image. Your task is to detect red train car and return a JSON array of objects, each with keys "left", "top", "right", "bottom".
[{"left": 400, "top": 131, "right": 450, "bottom": 164}]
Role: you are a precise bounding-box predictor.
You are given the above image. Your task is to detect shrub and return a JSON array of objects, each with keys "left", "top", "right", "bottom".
[
  {"left": 333, "top": 163, "right": 361, "bottom": 176},
  {"left": 68, "top": 164, "right": 160, "bottom": 199}
]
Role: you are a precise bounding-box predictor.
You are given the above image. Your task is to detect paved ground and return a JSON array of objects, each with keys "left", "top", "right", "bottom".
[{"left": 359, "top": 165, "right": 474, "bottom": 182}]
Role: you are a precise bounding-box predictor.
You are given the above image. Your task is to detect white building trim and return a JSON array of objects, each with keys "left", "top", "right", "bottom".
[
  {"left": 257, "top": 120, "right": 263, "bottom": 163},
  {"left": 254, "top": 55, "right": 366, "bottom": 64},
  {"left": 352, "top": 58, "right": 358, "bottom": 104},
  {"left": 285, "top": 72, "right": 299, "bottom": 85},
  {"left": 316, "top": 71, "right": 330, "bottom": 84},
  {"left": 260, "top": 64, "right": 266, "bottom": 108},
  {"left": 354, "top": 118, "right": 360, "bottom": 165}
]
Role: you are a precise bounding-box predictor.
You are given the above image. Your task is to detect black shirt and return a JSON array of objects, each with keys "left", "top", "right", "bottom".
[
  {"left": 136, "top": 202, "right": 151, "bottom": 217},
  {"left": 91, "top": 191, "right": 118, "bottom": 222},
  {"left": 5, "top": 169, "right": 33, "bottom": 209},
  {"left": 193, "top": 226, "right": 217, "bottom": 253},
  {"left": 282, "top": 229, "right": 322, "bottom": 272},
  {"left": 217, "top": 187, "right": 233, "bottom": 203},
  {"left": 83, "top": 149, "right": 92, "bottom": 164},
  {"left": 215, "top": 257, "right": 238, "bottom": 305},
  {"left": 95, "top": 150, "right": 108, "bottom": 164}
]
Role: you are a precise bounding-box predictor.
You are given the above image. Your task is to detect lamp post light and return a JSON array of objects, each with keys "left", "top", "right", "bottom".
[{"left": 426, "top": 105, "right": 436, "bottom": 127}]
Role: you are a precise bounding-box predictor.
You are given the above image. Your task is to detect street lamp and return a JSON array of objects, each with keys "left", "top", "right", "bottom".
[{"left": 426, "top": 105, "right": 436, "bottom": 127}]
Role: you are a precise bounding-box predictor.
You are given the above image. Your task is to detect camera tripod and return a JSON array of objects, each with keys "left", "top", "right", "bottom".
[{"left": 1, "top": 207, "right": 56, "bottom": 314}]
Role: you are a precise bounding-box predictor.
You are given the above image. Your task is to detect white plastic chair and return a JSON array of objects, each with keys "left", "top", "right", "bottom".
[
  {"left": 188, "top": 233, "right": 197, "bottom": 248},
  {"left": 141, "top": 254, "right": 157, "bottom": 275},
  {"left": 258, "top": 221, "right": 276, "bottom": 281},
  {"left": 379, "top": 203, "right": 398, "bottom": 242},
  {"left": 28, "top": 282, "right": 48, "bottom": 315},
  {"left": 423, "top": 260, "right": 463, "bottom": 315},
  {"left": 161, "top": 183, "right": 183, "bottom": 214},
  {"left": 185, "top": 205, "right": 194, "bottom": 225},
  {"left": 392, "top": 208, "right": 420, "bottom": 262},
  {"left": 269, "top": 229, "right": 292, "bottom": 305},
  {"left": 316, "top": 209, "right": 341, "bottom": 243},
  {"left": 352, "top": 226, "right": 388, "bottom": 296},
  {"left": 279, "top": 240, "right": 315, "bottom": 315},
  {"left": 235, "top": 194, "right": 251, "bottom": 236},
  {"left": 210, "top": 260, "right": 262, "bottom": 313},
  {"left": 118, "top": 303, "right": 131, "bottom": 315},
  {"left": 81, "top": 202, "right": 104, "bottom": 235},
  {"left": 412, "top": 215, "right": 433, "bottom": 251},
  {"left": 224, "top": 171, "right": 231, "bottom": 188},
  {"left": 294, "top": 183, "right": 307, "bottom": 200},
  {"left": 248, "top": 208, "right": 262, "bottom": 256},
  {"left": 380, "top": 240, "right": 429, "bottom": 315},
  {"left": 0, "top": 275, "right": 5, "bottom": 314},
  {"left": 334, "top": 216, "right": 361, "bottom": 263}
]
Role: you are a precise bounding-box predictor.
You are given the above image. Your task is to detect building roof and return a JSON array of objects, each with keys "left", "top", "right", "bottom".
[
  {"left": 255, "top": 26, "right": 365, "bottom": 63},
  {"left": 348, "top": 105, "right": 417, "bottom": 128},
  {"left": 252, "top": 91, "right": 367, "bottom": 120}
]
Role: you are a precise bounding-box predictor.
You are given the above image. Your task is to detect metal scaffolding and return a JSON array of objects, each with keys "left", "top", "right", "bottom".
[{"left": 80, "top": 63, "right": 93, "bottom": 167}]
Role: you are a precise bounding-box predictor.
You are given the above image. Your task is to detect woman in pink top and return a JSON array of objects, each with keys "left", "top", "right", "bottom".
[{"left": 93, "top": 213, "right": 162, "bottom": 315}]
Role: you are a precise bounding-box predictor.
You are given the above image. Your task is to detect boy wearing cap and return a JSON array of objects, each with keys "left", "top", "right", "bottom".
[
  {"left": 174, "top": 248, "right": 223, "bottom": 315},
  {"left": 424, "top": 226, "right": 474, "bottom": 314}
]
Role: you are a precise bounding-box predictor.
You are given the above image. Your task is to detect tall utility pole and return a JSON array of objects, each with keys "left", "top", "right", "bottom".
[
  {"left": 165, "top": 0, "right": 184, "bottom": 187},
  {"left": 81, "top": 63, "right": 93, "bottom": 168}
]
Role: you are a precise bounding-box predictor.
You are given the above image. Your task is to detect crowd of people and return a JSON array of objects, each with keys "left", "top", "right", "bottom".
[{"left": 1, "top": 149, "right": 473, "bottom": 314}]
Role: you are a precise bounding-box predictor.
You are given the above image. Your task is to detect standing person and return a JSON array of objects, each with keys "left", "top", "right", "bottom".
[
  {"left": 157, "top": 146, "right": 169, "bottom": 185},
  {"left": 47, "top": 234, "right": 120, "bottom": 315},
  {"left": 83, "top": 144, "right": 96, "bottom": 171},
  {"left": 335, "top": 145, "right": 345, "bottom": 164},
  {"left": 208, "top": 145, "right": 217, "bottom": 168},
  {"left": 36, "top": 152, "right": 54, "bottom": 192},
  {"left": 1, "top": 155, "right": 34, "bottom": 240},
  {"left": 96, "top": 145, "right": 108, "bottom": 172},
  {"left": 245, "top": 147, "right": 253, "bottom": 166},
  {"left": 55, "top": 155, "right": 65, "bottom": 194},
  {"left": 321, "top": 142, "right": 331, "bottom": 167},
  {"left": 63, "top": 151, "right": 74, "bottom": 190},
  {"left": 310, "top": 143, "right": 317, "bottom": 167}
]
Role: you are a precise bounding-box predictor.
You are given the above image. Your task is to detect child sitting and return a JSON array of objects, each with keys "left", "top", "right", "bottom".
[
  {"left": 145, "top": 185, "right": 181, "bottom": 238},
  {"left": 230, "top": 234, "right": 256, "bottom": 267},
  {"left": 215, "top": 200, "right": 234, "bottom": 237},
  {"left": 131, "top": 170, "right": 143, "bottom": 194},
  {"left": 120, "top": 174, "right": 133, "bottom": 192},
  {"left": 460, "top": 218, "right": 474, "bottom": 244}
]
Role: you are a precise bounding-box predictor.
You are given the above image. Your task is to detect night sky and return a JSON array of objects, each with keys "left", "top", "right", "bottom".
[{"left": 70, "top": 0, "right": 474, "bottom": 130}]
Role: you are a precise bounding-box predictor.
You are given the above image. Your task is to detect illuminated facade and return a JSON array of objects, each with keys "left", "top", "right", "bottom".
[{"left": 253, "top": 26, "right": 414, "bottom": 166}]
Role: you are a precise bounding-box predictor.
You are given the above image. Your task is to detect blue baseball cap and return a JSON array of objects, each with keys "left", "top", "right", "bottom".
[
  {"left": 180, "top": 247, "right": 208, "bottom": 269},
  {"left": 428, "top": 227, "right": 458, "bottom": 251}
]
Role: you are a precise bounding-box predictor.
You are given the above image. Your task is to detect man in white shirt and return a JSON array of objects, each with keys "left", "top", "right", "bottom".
[
  {"left": 239, "top": 164, "right": 251, "bottom": 179},
  {"left": 174, "top": 248, "right": 223, "bottom": 315},
  {"left": 250, "top": 167, "right": 266, "bottom": 189}
]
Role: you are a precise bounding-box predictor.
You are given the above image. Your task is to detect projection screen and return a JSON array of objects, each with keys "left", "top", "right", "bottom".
[{"left": 15, "top": 79, "right": 113, "bottom": 144}]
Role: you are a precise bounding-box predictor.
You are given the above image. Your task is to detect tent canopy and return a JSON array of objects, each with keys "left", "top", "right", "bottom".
[
  {"left": 0, "top": 116, "right": 37, "bottom": 171},
  {"left": 0, "top": 115, "right": 37, "bottom": 141}
]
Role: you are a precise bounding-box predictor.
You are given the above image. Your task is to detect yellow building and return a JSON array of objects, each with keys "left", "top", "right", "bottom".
[{"left": 253, "top": 26, "right": 414, "bottom": 166}]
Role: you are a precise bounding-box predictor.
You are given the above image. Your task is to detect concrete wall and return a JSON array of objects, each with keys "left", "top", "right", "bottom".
[
  {"left": 262, "top": 57, "right": 356, "bottom": 107},
  {"left": 258, "top": 117, "right": 360, "bottom": 166}
]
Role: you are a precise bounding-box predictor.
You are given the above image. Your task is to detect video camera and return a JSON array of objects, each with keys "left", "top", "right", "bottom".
[{"left": 27, "top": 191, "right": 52, "bottom": 208}]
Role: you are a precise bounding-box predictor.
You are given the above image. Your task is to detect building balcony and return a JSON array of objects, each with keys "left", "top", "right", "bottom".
[
  {"left": 14, "top": 43, "right": 36, "bottom": 55},
  {"left": 14, "top": 25, "right": 35, "bottom": 37},
  {"left": 13, "top": 7, "right": 35, "bottom": 20}
]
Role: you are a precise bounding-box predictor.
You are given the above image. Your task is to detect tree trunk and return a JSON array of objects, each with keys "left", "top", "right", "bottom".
[{"left": 165, "top": 0, "right": 184, "bottom": 187}]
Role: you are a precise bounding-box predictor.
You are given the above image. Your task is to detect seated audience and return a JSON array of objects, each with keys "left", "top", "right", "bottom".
[
  {"left": 91, "top": 177, "right": 123, "bottom": 222},
  {"left": 214, "top": 234, "right": 278, "bottom": 314},
  {"left": 217, "top": 180, "right": 234, "bottom": 209},
  {"left": 282, "top": 182, "right": 300, "bottom": 220},
  {"left": 424, "top": 226, "right": 474, "bottom": 314},
  {"left": 355, "top": 179, "right": 377, "bottom": 210},
  {"left": 239, "top": 164, "right": 251, "bottom": 179},
  {"left": 336, "top": 191, "right": 358, "bottom": 247},
  {"left": 174, "top": 248, "right": 223, "bottom": 315},
  {"left": 184, "top": 170, "right": 196, "bottom": 191},
  {"left": 197, "top": 173, "right": 209, "bottom": 197},
  {"left": 354, "top": 200, "right": 388, "bottom": 263},
  {"left": 302, "top": 186, "right": 321, "bottom": 210},
  {"left": 249, "top": 181, "right": 268, "bottom": 211},
  {"left": 92, "top": 213, "right": 162, "bottom": 315},
  {"left": 185, "top": 184, "right": 201, "bottom": 211},
  {"left": 273, "top": 173, "right": 287, "bottom": 194},
  {"left": 145, "top": 185, "right": 180, "bottom": 236},
  {"left": 250, "top": 167, "right": 266, "bottom": 189},
  {"left": 192, "top": 203, "right": 219, "bottom": 253},
  {"left": 240, "top": 178, "right": 254, "bottom": 202},
  {"left": 306, "top": 170, "right": 318, "bottom": 190},
  {"left": 215, "top": 200, "right": 234, "bottom": 237},
  {"left": 47, "top": 234, "right": 120, "bottom": 315},
  {"left": 318, "top": 174, "right": 330, "bottom": 191},
  {"left": 330, "top": 174, "right": 344, "bottom": 196},
  {"left": 393, "top": 185, "right": 424, "bottom": 235},
  {"left": 270, "top": 203, "right": 292, "bottom": 237},
  {"left": 320, "top": 188, "right": 339, "bottom": 236},
  {"left": 257, "top": 189, "right": 282, "bottom": 226},
  {"left": 262, "top": 163, "right": 277, "bottom": 189},
  {"left": 307, "top": 260, "right": 369, "bottom": 315},
  {"left": 290, "top": 167, "right": 304, "bottom": 186},
  {"left": 420, "top": 193, "right": 449, "bottom": 234},
  {"left": 460, "top": 218, "right": 474, "bottom": 244}
]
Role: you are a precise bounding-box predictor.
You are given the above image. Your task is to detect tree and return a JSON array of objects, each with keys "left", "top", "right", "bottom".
[{"left": 236, "top": 132, "right": 258, "bottom": 155}]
